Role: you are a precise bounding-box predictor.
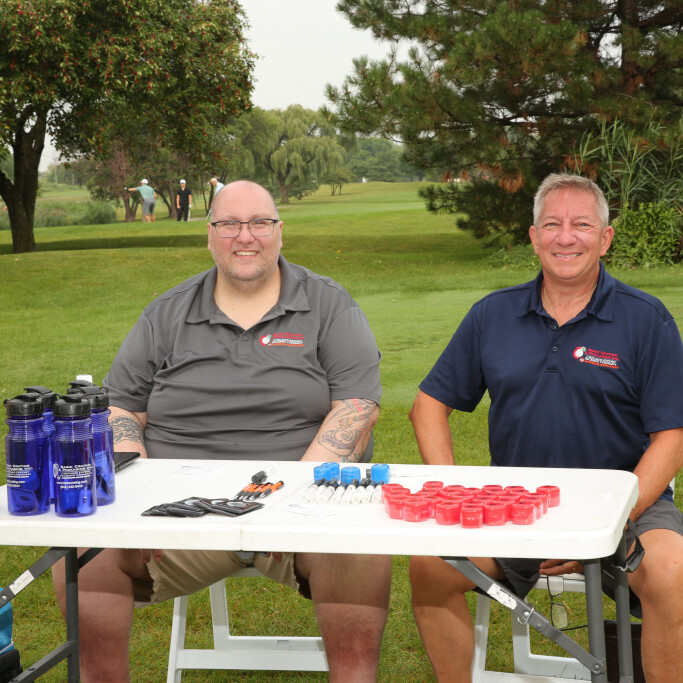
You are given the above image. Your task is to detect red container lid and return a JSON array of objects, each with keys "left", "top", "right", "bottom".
[
  {"left": 536, "top": 485, "right": 561, "bottom": 507},
  {"left": 403, "top": 498, "right": 430, "bottom": 523},
  {"left": 422, "top": 480, "right": 444, "bottom": 490},
  {"left": 435, "top": 501, "right": 461, "bottom": 525},
  {"left": 386, "top": 494, "right": 412, "bottom": 519},
  {"left": 511, "top": 502, "right": 535, "bottom": 525},
  {"left": 461, "top": 506, "right": 483, "bottom": 528},
  {"left": 483, "top": 501, "right": 506, "bottom": 526}
]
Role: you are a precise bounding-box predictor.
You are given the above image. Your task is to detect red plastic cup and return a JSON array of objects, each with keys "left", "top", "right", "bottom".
[
  {"left": 386, "top": 494, "right": 412, "bottom": 519},
  {"left": 420, "top": 495, "right": 442, "bottom": 518},
  {"left": 463, "top": 487, "right": 482, "bottom": 496},
  {"left": 536, "top": 485, "right": 561, "bottom": 507},
  {"left": 519, "top": 495, "right": 545, "bottom": 519},
  {"left": 482, "top": 484, "right": 504, "bottom": 494},
  {"left": 505, "top": 485, "right": 529, "bottom": 495},
  {"left": 511, "top": 502, "right": 535, "bottom": 525},
  {"left": 435, "top": 501, "right": 461, "bottom": 525},
  {"left": 422, "top": 480, "right": 444, "bottom": 491},
  {"left": 442, "top": 484, "right": 466, "bottom": 494},
  {"left": 483, "top": 501, "right": 506, "bottom": 526},
  {"left": 496, "top": 495, "right": 521, "bottom": 521},
  {"left": 403, "top": 498, "right": 430, "bottom": 522},
  {"left": 460, "top": 503, "right": 484, "bottom": 528}
]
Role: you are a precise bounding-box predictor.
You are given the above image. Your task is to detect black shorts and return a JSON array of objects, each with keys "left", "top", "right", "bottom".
[{"left": 492, "top": 498, "right": 682, "bottom": 614}]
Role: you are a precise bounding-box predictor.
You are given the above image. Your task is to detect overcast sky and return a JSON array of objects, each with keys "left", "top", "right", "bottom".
[
  {"left": 240, "top": 0, "right": 394, "bottom": 110},
  {"left": 41, "top": 1, "right": 395, "bottom": 169}
]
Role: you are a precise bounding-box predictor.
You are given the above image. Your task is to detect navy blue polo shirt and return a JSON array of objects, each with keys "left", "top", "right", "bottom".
[{"left": 420, "top": 264, "right": 683, "bottom": 489}]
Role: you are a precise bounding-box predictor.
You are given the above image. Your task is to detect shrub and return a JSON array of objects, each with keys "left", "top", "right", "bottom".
[
  {"left": 489, "top": 243, "right": 539, "bottom": 270},
  {"left": 0, "top": 201, "right": 116, "bottom": 230},
  {"left": 607, "top": 202, "right": 681, "bottom": 268}
]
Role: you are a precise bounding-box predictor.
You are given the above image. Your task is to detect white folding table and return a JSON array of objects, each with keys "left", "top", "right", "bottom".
[{"left": 0, "top": 459, "right": 638, "bottom": 682}]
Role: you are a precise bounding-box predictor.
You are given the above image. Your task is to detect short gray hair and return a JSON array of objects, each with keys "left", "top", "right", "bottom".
[{"left": 534, "top": 173, "right": 609, "bottom": 229}]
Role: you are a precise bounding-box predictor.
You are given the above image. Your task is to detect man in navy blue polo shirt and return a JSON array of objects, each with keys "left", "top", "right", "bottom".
[{"left": 409, "top": 174, "right": 683, "bottom": 682}]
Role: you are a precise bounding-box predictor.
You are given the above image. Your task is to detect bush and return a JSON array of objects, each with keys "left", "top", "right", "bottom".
[
  {"left": 607, "top": 202, "right": 681, "bottom": 268},
  {"left": 0, "top": 201, "right": 116, "bottom": 230},
  {"left": 488, "top": 243, "right": 539, "bottom": 269}
]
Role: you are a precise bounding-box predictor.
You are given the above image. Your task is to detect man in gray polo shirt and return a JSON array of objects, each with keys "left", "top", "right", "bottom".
[{"left": 53, "top": 180, "right": 391, "bottom": 682}]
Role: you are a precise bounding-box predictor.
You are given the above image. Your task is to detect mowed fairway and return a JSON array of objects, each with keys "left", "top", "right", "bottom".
[{"left": 1, "top": 182, "right": 682, "bottom": 681}]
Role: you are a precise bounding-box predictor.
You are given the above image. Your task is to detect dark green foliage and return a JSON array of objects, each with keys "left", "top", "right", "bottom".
[{"left": 329, "top": 0, "right": 683, "bottom": 244}]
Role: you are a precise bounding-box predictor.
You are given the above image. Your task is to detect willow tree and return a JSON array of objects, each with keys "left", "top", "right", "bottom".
[
  {"left": 328, "top": 0, "right": 682, "bottom": 244},
  {"left": 260, "top": 106, "right": 346, "bottom": 204},
  {"left": 0, "top": 0, "right": 253, "bottom": 253}
]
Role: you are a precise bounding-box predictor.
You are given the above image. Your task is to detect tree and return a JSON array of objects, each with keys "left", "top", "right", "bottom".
[
  {"left": 328, "top": 0, "right": 682, "bottom": 244},
  {"left": 0, "top": 0, "right": 253, "bottom": 252},
  {"left": 323, "top": 166, "right": 357, "bottom": 195},
  {"left": 258, "top": 106, "right": 346, "bottom": 204}
]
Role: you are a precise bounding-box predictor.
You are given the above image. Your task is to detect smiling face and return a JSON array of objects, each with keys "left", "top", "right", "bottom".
[
  {"left": 207, "top": 181, "right": 283, "bottom": 291},
  {"left": 529, "top": 188, "right": 613, "bottom": 289}
]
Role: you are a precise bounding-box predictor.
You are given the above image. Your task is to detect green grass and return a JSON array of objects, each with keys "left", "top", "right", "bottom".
[{"left": 1, "top": 182, "right": 682, "bottom": 681}]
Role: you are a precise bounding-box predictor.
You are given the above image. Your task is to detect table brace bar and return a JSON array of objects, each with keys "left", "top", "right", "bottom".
[
  {"left": 443, "top": 556, "right": 607, "bottom": 680},
  {"left": 1, "top": 547, "right": 103, "bottom": 683}
]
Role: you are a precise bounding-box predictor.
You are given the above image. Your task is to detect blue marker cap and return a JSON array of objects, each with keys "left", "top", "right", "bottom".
[{"left": 371, "top": 463, "right": 390, "bottom": 485}]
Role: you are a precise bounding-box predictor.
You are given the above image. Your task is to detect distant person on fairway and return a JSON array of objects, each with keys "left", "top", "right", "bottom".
[
  {"left": 175, "top": 179, "right": 192, "bottom": 221},
  {"left": 126, "top": 179, "right": 156, "bottom": 223}
]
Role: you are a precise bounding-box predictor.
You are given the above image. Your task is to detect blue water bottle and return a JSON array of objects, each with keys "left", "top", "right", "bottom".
[
  {"left": 4, "top": 393, "right": 50, "bottom": 515},
  {"left": 24, "top": 386, "right": 58, "bottom": 503},
  {"left": 67, "top": 386, "right": 115, "bottom": 505},
  {"left": 52, "top": 394, "right": 97, "bottom": 517}
]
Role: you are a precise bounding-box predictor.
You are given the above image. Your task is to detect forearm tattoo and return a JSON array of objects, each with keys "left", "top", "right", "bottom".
[
  {"left": 318, "top": 398, "right": 377, "bottom": 462},
  {"left": 110, "top": 415, "right": 145, "bottom": 445}
]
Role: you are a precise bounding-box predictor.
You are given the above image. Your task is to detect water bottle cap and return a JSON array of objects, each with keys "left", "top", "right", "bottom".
[
  {"left": 68, "top": 379, "right": 95, "bottom": 391},
  {"left": 67, "top": 385, "right": 109, "bottom": 410},
  {"left": 4, "top": 393, "right": 44, "bottom": 417},
  {"left": 53, "top": 394, "right": 91, "bottom": 417},
  {"left": 23, "top": 386, "right": 58, "bottom": 409}
]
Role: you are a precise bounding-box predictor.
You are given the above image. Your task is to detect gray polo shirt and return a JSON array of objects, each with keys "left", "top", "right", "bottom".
[{"left": 104, "top": 256, "right": 381, "bottom": 461}]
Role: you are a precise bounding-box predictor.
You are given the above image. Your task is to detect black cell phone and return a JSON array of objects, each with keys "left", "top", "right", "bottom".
[{"left": 114, "top": 451, "right": 141, "bottom": 472}]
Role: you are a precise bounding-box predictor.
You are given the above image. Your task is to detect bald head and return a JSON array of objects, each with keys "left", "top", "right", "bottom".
[{"left": 211, "top": 180, "right": 279, "bottom": 220}]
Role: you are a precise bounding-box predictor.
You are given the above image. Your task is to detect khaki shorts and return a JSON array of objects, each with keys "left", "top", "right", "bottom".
[{"left": 132, "top": 551, "right": 306, "bottom": 606}]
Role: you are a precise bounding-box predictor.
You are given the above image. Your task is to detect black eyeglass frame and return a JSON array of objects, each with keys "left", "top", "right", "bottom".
[
  {"left": 546, "top": 580, "right": 588, "bottom": 632},
  {"left": 210, "top": 218, "right": 280, "bottom": 238}
]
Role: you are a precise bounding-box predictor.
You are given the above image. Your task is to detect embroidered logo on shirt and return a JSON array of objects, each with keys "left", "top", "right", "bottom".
[
  {"left": 573, "top": 346, "right": 619, "bottom": 369},
  {"left": 260, "top": 333, "right": 305, "bottom": 347}
]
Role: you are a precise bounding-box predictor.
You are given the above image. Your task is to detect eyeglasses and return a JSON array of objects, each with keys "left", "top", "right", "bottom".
[
  {"left": 547, "top": 578, "right": 586, "bottom": 632},
  {"left": 210, "top": 218, "right": 279, "bottom": 238}
]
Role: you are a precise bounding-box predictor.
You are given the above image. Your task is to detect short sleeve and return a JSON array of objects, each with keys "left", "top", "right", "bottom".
[
  {"left": 419, "top": 307, "right": 487, "bottom": 412},
  {"left": 638, "top": 318, "right": 683, "bottom": 433},
  {"left": 103, "top": 314, "right": 158, "bottom": 412},
  {"left": 317, "top": 306, "right": 381, "bottom": 404}
]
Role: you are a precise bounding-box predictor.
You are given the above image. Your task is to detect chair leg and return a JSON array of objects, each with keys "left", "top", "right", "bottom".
[
  {"left": 472, "top": 593, "right": 491, "bottom": 680},
  {"left": 167, "top": 594, "right": 189, "bottom": 683}
]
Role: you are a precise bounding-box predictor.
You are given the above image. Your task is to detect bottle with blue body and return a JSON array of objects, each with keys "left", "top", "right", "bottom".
[
  {"left": 4, "top": 393, "right": 50, "bottom": 515},
  {"left": 52, "top": 394, "right": 97, "bottom": 517},
  {"left": 24, "top": 386, "right": 58, "bottom": 503},
  {"left": 67, "top": 385, "right": 115, "bottom": 505}
]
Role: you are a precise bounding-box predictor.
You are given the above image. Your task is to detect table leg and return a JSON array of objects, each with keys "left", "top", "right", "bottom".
[
  {"left": 584, "top": 559, "right": 608, "bottom": 683},
  {"left": 64, "top": 548, "right": 80, "bottom": 683},
  {"left": 613, "top": 535, "right": 635, "bottom": 682}
]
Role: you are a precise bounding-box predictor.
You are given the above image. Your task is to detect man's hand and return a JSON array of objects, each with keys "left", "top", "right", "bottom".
[{"left": 539, "top": 559, "right": 584, "bottom": 576}]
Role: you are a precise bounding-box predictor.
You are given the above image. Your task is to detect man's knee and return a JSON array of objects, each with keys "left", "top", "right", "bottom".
[{"left": 629, "top": 529, "right": 683, "bottom": 605}]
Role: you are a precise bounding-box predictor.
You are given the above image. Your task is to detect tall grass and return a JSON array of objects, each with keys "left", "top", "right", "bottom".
[{"left": 1, "top": 182, "right": 682, "bottom": 681}]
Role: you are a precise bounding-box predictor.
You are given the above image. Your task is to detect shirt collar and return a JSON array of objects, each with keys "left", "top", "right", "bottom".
[
  {"left": 521, "top": 261, "right": 615, "bottom": 322},
  {"left": 186, "top": 255, "right": 311, "bottom": 325}
]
